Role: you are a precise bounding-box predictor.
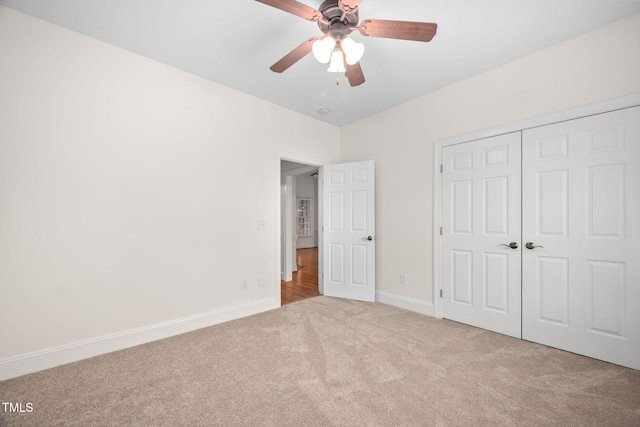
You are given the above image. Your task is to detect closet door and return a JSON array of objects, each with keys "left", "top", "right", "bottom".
[
  {"left": 522, "top": 106, "right": 640, "bottom": 370},
  {"left": 442, "top": 133, "right": 522, "bottom": 338}
]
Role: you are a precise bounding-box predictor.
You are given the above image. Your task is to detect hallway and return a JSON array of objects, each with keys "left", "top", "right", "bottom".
[{"left": 281, "top": 247, "right": 320, "bottom": 305}]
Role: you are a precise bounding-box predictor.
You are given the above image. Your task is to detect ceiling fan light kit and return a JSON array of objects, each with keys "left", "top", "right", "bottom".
[
  {"left": 256, "top": 0, "right": 437, "bottom": 87},
  {"left": 327, "top": 50, "right": 346, "bottom": 73},
  {"left": 341, "top": 38, "right": 364, "bottom": 65},
  {"left": 312, "top": 37, "right": 335, "bottom": 63}
]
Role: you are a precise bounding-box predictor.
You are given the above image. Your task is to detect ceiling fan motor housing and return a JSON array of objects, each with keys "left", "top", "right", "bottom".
[{"left": 317, "top": 0, "right": 359, "bottom": 39}]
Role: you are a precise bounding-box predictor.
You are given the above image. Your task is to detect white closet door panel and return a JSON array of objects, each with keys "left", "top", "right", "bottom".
[
  {"left": 522, "top": 106, "right": 640, "bottom": 370},
  {"left": 442, "top": 133, "right": 522, "bottom": 338}
]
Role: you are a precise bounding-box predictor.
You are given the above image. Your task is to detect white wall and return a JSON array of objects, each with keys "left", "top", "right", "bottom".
[
  {"left": 340, "top": 13, "right": 640, "bottom": 309},
  {"left": 0, "top": 7, "right": 340, "bottom": 376}
]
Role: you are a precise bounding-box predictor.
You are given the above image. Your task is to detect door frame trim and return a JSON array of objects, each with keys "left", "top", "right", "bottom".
[{"left": 433, "top": 92, "right": 640, "bottom": 319}]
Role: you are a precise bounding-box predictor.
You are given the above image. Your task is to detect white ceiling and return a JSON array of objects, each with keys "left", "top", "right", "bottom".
[{"left": 2, "top": 0, "right": 639, "bottom": 126}]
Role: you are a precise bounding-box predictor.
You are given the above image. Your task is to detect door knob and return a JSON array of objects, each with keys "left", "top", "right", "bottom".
[
  {"left": 501, "top": 242, "right": 518, "bottom": 249},
  {"left": 525, "top": 242, "right": 544, "bottom": 250},
  {"left": 362, "top": 235, "right": 374, "bottom": 241}
]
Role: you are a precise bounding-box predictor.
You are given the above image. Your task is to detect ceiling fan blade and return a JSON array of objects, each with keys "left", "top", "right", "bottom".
[
  {"left": 359, "top": 19, "right": 438, "bottom": 42},
  {"left": 270, "top": 38, "right": 316, "bottom": 73},
  {"left": 345, "top": 61, "right": 365, "bottom": 87},
  {"left": 255, "top": 0, "right": 323, "bottom": 22}
]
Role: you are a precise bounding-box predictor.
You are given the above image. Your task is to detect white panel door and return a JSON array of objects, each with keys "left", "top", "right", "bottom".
[
  {"left": 522, "top": 106, "right": 640, "bottom": 370},
  {"left": 322, "top": 161, "right": 375, "bottom": 302},
  {"left": 442, "top": 133, "right": 522, "bottom": 338}
]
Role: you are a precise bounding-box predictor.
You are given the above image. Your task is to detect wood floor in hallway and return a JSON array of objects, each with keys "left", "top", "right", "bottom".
[{"left": 281, "top": 247, "right": 320, "bottom": 305}]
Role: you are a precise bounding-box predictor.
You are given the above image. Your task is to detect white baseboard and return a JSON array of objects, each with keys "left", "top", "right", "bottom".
[
  {"left": 0, "top": 297, "right": 279, "bottom": 381},
  {"left": 296, "top": 244, "right": 317, "bottom": 249},
  {"left": 376, "top": 291, "right": 435, "bottom": 317}
]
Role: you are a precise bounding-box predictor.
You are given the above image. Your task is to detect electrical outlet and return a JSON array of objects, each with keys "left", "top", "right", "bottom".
[
  {"left": 257, "top": 220, "right": 266, "bottom": 230},
  {"left": 258, "top": 277, "right": 265, "bottom": 287},
  {"left": 400, "top": 274, "right": 408, "bottom": 286},
  {"left": 241, "top": 280, "right": 248, "bottom": 290}
]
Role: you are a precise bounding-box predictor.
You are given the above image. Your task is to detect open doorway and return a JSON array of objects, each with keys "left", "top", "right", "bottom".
[
  {"left": 281, "top": 247, "right": 320, "bottom": 305},
  {"left": 280, "top": 160, "right": 320, "bottom": 305}
]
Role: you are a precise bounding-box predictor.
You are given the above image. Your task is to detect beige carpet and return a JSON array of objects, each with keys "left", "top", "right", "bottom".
[{"left": 1, "top": 296, "right": 639, "bottom": 426}]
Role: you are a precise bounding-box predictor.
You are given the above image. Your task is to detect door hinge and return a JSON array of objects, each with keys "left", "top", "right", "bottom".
[
  {"left": 440, "top": 164, "right": 443, "bottom": 173},
  {"left": 440, "top": 289, "right": 443, "bottom": 298},
  {"left": 440, "top": 226, "right": 443, "bottom": 236}
]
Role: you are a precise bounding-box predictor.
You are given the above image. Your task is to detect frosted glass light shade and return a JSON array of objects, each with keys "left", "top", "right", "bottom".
[
  {"left": 312, "top": 37, "right": 335, "bottom": 64},
  {"left": 326, "top": 50, "right": 346, "bottom": 73},
  {"left": 341, "top": 38, "right": 364, "bottom": 65}
]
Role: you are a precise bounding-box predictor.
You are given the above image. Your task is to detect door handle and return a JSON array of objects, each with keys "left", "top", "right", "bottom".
[
  {"left": 501, "top": 242, "right": 518, "bottom": 249},
  {"left": 525, "top": 242, "right": 544, "bottom": 250},
  {"left": 362, "top": 236, "right": 374, "bottom": 241}
]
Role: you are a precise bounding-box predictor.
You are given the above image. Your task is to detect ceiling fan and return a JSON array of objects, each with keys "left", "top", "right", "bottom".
[{"left": 256, "top": 0, "right": 438, "bottom": 87}]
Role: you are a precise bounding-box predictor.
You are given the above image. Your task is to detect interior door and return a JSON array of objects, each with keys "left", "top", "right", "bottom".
[
  {"left": 321, "top": 160, "right": 375, "bottom": 302},
  {"left": 522, "top": 106, "right": 640, "bottom": 370},
  {"left": 441, "top": 133, "right": 522, "bottom": 338}
]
